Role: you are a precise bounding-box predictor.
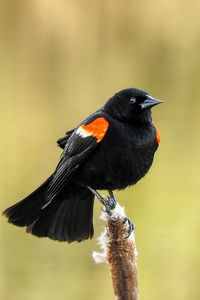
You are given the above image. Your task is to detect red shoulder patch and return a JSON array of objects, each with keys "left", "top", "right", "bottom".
[
  {"left": 152, "top": 121, "right": 160, "bottom": 144},
  {"left": 81, "top": 117, "right": 109, "bottom": 143}
]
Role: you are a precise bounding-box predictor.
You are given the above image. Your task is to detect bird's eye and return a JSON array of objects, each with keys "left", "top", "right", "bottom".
[{"left": 130, "top": 97, "right": 136, "bottom": 104}]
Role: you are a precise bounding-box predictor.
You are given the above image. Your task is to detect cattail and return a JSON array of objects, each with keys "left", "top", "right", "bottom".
[{"left": 93, "top": 198, "right": 138, "bottom": 300}]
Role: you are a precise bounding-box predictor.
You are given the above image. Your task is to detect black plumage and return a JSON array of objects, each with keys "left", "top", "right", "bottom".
[{"left": 3, "top": 88, "right": 162, "bottom": 243}]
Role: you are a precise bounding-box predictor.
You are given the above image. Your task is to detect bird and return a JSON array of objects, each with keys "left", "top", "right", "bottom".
[{"left": 2, "top": 88, "right": 162, "bottom": 243}]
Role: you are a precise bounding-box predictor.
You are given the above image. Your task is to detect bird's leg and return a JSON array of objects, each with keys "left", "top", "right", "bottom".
[
  {"left": 107, "top": 190, "right": 117, "bottom": 211},
  {"left": 88, "top": 187, "right": 133, "bottom": 238},
  {"left": 108, "top": 191, "right": 134, "bottom": 237},
  {"left": 87, "top": 187, "right": 105, "bottom": 205},
  {"left": 87, "top": 187, "right": 116, "bottom": 216},
  {"left": 108, "top": 190, "right": 116, "bottom": 204}
]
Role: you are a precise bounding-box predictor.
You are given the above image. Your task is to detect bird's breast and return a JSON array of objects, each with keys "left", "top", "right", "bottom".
[{"left": 73, "top": 121, "right": 158, "bottom": 190}]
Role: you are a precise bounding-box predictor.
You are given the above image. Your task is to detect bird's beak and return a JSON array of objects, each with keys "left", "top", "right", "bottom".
[{"left": 140, "top": 95, "right": 164, "bottom": 110}]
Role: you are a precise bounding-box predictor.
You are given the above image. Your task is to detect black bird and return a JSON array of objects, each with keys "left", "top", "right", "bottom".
[{"left": 3, "top": 88, "right": 162, "bottom": 243}]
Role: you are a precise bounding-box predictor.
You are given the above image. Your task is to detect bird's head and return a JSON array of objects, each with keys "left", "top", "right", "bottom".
[{"left": 103, "top": 88, "right": 163, "bottom": 123}]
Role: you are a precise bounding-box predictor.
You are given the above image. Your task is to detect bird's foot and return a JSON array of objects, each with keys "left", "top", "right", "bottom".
[
  {"left": 87, "top": 187, "right": 116, "bottom": 217},
  {"left": 88, "top": 187, "right": 134, "bottom": 239},
  {"left": 123, "top": 217, "right": 135, "bottom": 238},
  {"left": 104, "top": 191, "right": 117, "bottom": 217}
]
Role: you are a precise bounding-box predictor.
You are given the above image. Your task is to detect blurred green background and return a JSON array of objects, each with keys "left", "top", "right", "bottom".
[{"left": 0, "top": 1, "right": 200, "bottom": 299}]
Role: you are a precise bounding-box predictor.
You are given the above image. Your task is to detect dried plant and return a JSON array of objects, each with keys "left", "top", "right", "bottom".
[{"left": 93, "top": 197, "right": 138, "bottom": 300}]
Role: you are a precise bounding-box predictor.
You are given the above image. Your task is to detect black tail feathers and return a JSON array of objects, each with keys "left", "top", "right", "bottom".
[
  {"left": 2, "top": 176, "right": 53, "bottom": 227},
  {"left": 3, "top": 179, "right": 94, "bottom": 243}
]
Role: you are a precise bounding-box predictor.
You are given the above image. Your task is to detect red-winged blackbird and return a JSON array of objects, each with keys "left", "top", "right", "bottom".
[{"left": 3, "top": 88, "right": 162, "bottom": 243}]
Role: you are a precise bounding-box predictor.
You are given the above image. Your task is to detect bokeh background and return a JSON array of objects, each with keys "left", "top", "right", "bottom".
[{"left": 0, "top": 1, "right": 200, "bottom": 299}]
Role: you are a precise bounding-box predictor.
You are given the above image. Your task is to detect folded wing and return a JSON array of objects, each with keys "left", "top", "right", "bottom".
[{"left": 45, "top": 116, "right": 109, "bottom": 204}]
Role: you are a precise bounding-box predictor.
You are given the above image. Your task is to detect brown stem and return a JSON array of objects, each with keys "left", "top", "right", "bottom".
[
  {"left": 93, "top": 200, "right": 139, "bottom": 300},
  {"left": 107, "top": 217, "right": 138, "bottom": 300}
]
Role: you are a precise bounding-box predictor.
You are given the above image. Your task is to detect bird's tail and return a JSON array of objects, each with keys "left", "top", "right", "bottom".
[{"left": 2, "top": 179, "right": 94, "bottom": 242}]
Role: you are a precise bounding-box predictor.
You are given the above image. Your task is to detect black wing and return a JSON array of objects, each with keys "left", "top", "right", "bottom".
[{"left": 45, "top": 116, "right": 109, "bottom": 204}]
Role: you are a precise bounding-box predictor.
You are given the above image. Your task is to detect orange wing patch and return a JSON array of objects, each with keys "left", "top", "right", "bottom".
[
  {"left": 81, "top": 117, "right": 109, "bottom": 143},
  {"left": 153, "top": 122, "right": 160, "bottom": 144}
]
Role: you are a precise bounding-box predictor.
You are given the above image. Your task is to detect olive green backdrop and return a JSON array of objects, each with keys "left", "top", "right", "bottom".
[{"left": 0, "top": 1, "right": 200, "bottom": 299}]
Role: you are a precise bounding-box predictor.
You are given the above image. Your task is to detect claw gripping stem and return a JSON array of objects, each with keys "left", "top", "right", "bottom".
[{"left": 92, "top": 192, "right": 139, "bottom": 300}]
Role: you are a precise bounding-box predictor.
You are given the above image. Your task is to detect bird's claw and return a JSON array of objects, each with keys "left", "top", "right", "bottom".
[
  {"left": 87, "top": 187, "right": 116, "bottom": 216},
  {"left": 102, "top": 196, "right": 117, "bottom": 217},
  {"left": 88, "top": 187, "right": 134, "bottom": 239},
  {"left": 103, "top": 190, "right": 117, "bottom": 216},
  {"left": 123, "top": 217, "right": 135, "bottom": 238}
]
